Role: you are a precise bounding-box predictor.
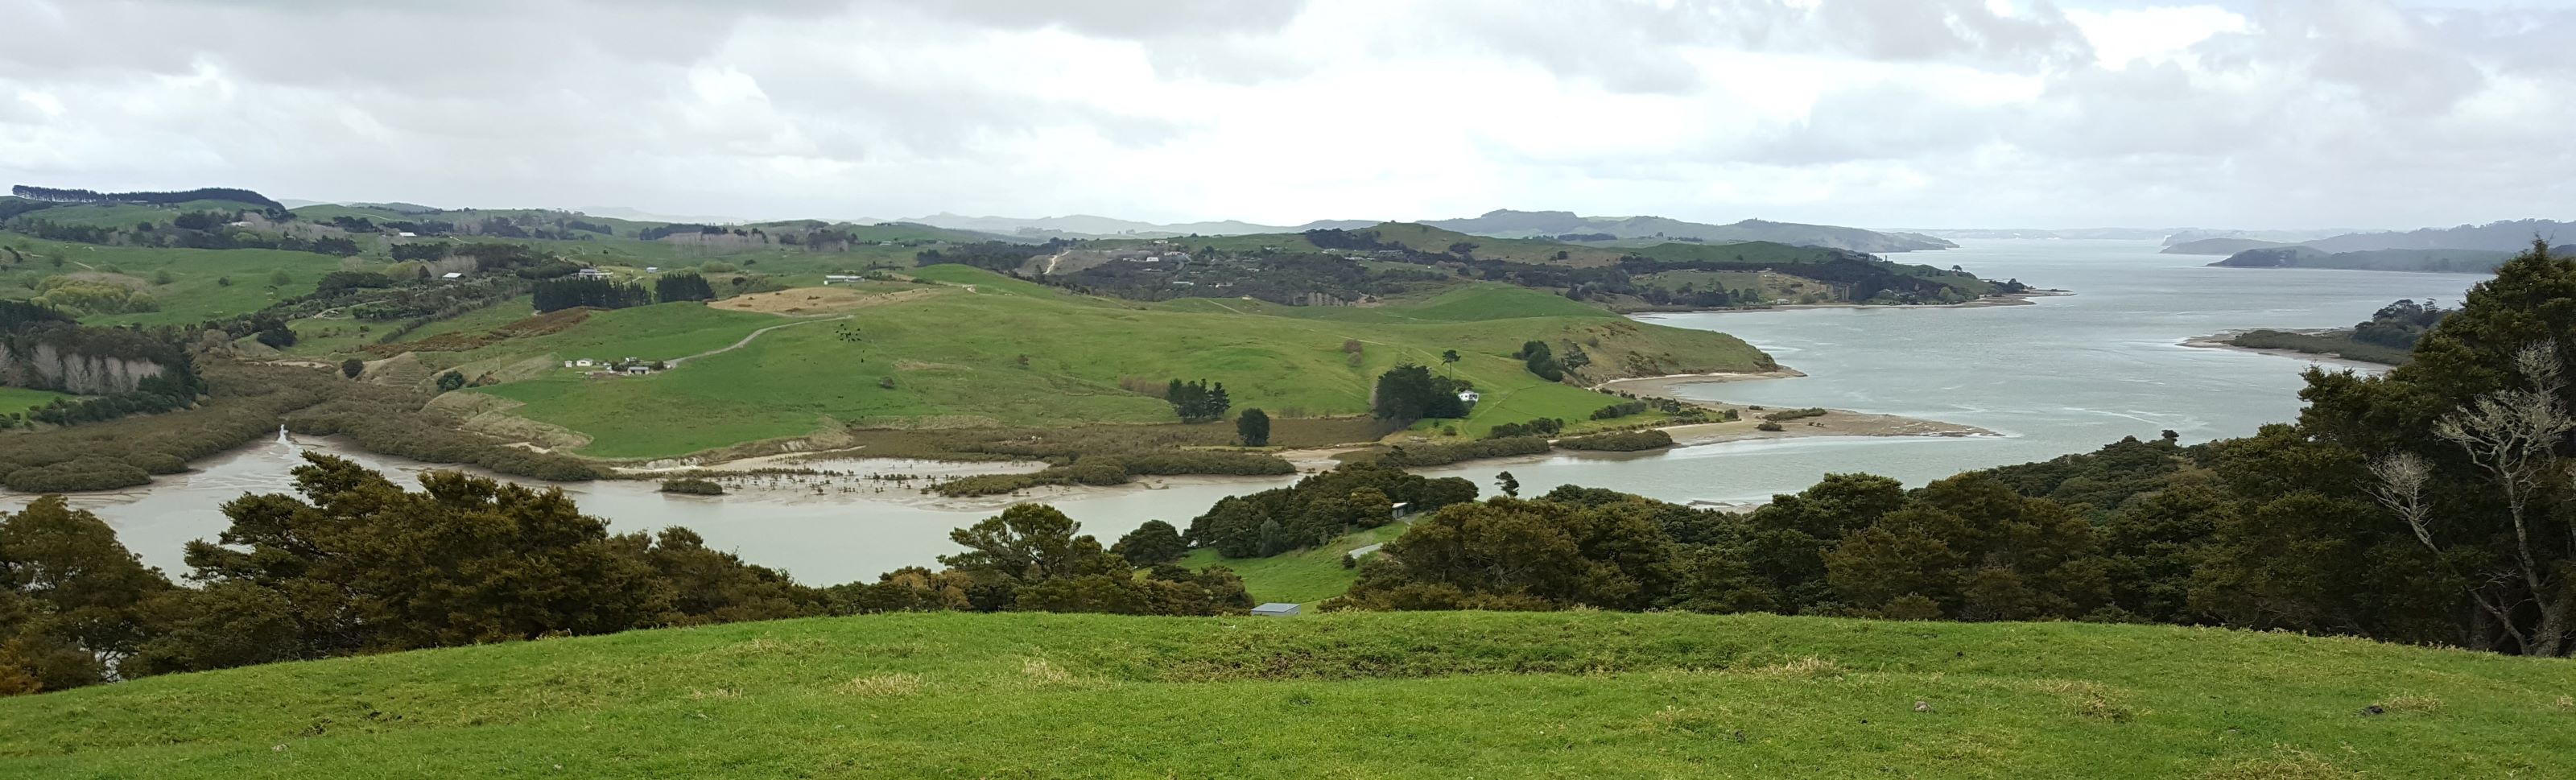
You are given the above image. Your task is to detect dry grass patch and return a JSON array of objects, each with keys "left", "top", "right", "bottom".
[
  {"left": 837, "top": 674, "right": 923, "bottom": 697},
  {"left": 2195, "top": 748, "right": 2363, "bottom": 780},
  {"left": 2037, "top": 679, "right": 2138, "bottom": 721},
  {"left": 1745, "top": 656, "right": 1844, "bottom": 679},
  {"left": 1021, "top": 658, "right": 1074, "bottom": 686}
]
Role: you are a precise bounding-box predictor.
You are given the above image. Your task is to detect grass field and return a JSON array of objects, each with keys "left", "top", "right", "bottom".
[
  {"left": 461, "top": 270, "right": 1768, "bottom": 458},
  {"left": 0, "top": 236, "right": 352, "bottom": 326},
  {"left": 1181, "top": 522, "right": 1411, "bottom": 604},
  {"left": 0, "top": 386, "right": 75, "bottom": 414},
  {"left": 1, "top": 611, "right": 2565, "bottom": 778}
]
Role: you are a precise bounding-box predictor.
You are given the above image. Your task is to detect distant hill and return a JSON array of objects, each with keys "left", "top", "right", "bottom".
[
  {"left": 2161, "top": 237, "right": 2289, "bottom": 255},
  {"left": 894, "top": 213, "right": 1371, "bottom": 239},
  {"left": 2161, "top": 228, "right": 2360, "bottom": 246},
  {"left": 1426, "top": 209, "right": 1956, "bottom": 253},
  {"left": 2209, "top": 246, "right": 2533, "bottom": 274},
  {"left": 2300, "top": 219, "right": 2574, "bottom": 254}
]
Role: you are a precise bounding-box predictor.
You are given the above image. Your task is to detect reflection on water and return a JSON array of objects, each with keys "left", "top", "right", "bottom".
[{"left": 12, "top": 240, "right": 2482, "bottom": 586}]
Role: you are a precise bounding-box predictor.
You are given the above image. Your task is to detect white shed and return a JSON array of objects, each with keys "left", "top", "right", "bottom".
[{"left": 1251, "top": 603, "right": 1301, "bottom": 617}]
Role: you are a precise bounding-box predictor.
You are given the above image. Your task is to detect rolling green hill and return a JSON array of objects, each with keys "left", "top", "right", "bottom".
[
  {"left": 0, "top": 611, "right": 2562, "bottom": 778},
  {"left": 447, "top": 270, "right": 1768, "bottom": 458}
]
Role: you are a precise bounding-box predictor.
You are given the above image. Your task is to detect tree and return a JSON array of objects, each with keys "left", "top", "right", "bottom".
[
  {"left": 1371, "top": 364, "right": 1466, "bottom": 420},
  {"left": 1496, "top": 471, "right": 1520, "bottom": 497},
  {"left": 1112, "top": 520, "right": 1187, "bottom": 567},
  {"left": 128, "top": 455, "right": 682, "bottom": 675},
  {"left": 1342, "top": 497, "right": 1675, "bottom": 611},
  {"left": 939, "top": 505, "right": 1119, "bottom": 586},
  {"left": 654, "top": 272, "right": 716, "bottom": 303},
  {"left": 0, "top": 497, "right": 171, "bottom": 693},
  {"left": 435, "top": 371, "right": 466, "bottom": 392},
  {"left": 1824, "top": 473, "right": 2109, "bottom": 621},
  {"left": 340, "top": 358, "right": 364, "bottom": 379},
  {"left": 1440, "top": 349, "right": 1460, "bottom": 377},
  {"left": 1165, "top": 378, "right": 1232, "bottom": 423},
  {"left": 1236, "top": 408, "right": 1270, "bottom": 447},
  {"left": 267, "top": 270, "right": 291, "bottom": 287}
]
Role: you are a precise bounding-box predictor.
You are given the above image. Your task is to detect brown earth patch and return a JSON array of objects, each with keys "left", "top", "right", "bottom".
[
  {"left": 361, "top": 307, "right": 592, "bottom": 357},
  {"left": 710, "top": 287, "right": 939, "bottom": 316}
]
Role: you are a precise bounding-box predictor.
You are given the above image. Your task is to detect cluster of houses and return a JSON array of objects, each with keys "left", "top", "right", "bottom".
[{"left": 564, "top": 357, "right": 664, "bottom": 378}]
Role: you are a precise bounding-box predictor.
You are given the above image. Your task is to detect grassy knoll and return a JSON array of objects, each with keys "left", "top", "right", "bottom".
[
  {"left": 462, "top": 270, "right": 1767, "bottom": 458},
  {"left": 1, "top": 611, "right": 2566, "bottom": 778},
  {"left": 1181, "top": 522, "right": 1411, "bottom": 604}
]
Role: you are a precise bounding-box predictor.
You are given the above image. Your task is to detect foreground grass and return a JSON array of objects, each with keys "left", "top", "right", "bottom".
[{"left": 2, "top": 612, "right": 2568, "bottom": 778}]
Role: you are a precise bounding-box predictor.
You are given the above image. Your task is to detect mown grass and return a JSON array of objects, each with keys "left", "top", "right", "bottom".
[
  {"left": 1180, "top": 522, "right": 1411, "bottom": 604},
  {"left": 0, "top": 611, "right": 2566, "bottom": 778},
  {"left": 460, "top": 269, "right": 1766, "bottom": 458}
]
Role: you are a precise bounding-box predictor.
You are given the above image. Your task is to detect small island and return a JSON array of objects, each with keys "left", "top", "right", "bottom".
[{"left": 2189, "top": 299, "right": 2449, "bottom": 365}]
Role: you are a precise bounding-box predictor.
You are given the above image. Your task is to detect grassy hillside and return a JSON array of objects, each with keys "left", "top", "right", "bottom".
[
  {"left": 453, "top": 270, "right": 1766, "bottom": 458},
  {"left": 1, "top": 611, "right": 2564, "bottom": 778},
  {"left": 0, "top": 236, "right": 351, "bottom": 325},
  {"left": 1181, "top": 522, "right": 1410, "bottom": 604}
]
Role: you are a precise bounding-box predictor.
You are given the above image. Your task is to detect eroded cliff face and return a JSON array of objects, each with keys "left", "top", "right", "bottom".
[{"left": 0, "top": 342, "right": 167, "bottom": 394}]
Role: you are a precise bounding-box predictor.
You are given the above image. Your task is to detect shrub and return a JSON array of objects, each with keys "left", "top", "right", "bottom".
[
  {"left": 1380, "top": 436, "right": 1551, "bottom": 467},
  {"left": 1555, "top": 429, "right": 1674, "bottom": 452},
  {"left": 1756, "top": 421, "right": 1784, "bottom": 431},
  {"left": 659, "top": 478, "right": 725, "bottom": 495},
  {"left": 1761, "top": 407, "right": 1827, "bottom": 423}
]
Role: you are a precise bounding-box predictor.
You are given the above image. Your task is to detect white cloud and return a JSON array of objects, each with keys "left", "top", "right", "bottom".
[{"left": 0, "top": 0, "right": 2568, "bottom": 229}]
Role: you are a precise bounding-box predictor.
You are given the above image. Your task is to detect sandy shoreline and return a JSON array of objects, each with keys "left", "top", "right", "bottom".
[{"left": 1595, "top": 369, "right": 1992, "bottom": 443}]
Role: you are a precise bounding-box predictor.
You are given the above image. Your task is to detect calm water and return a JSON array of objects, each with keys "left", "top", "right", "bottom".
[{"left": 21, "top": 240, "right": 2480, "bottom": 586}]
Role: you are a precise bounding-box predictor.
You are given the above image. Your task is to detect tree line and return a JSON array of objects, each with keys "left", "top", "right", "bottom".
[{"left": 10, "top": 185, "right": 281, "bottom": 210}]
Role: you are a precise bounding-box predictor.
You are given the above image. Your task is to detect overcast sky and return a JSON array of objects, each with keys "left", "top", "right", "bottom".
[{"left": 3, "top": 0, "right": 2570, "bottom": 229}]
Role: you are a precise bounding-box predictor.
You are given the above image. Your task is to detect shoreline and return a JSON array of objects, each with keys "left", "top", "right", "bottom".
[
  {"left": 1631, "top": 289, "right": 2072, "bottom": 316},
  {"left": 1593, "top": 368, "right": 1993, "bottom": 444},
  {"left": 2179, "top": 330, "right": 2395, "bottom": 371}
]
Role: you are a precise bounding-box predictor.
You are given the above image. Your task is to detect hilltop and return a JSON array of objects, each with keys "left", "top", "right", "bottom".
[{"left": 0, "top": 610, "right": 2562, "bottom": 778}]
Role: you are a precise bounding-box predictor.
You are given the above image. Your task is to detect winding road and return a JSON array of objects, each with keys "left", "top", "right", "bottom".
[{"left": 663, "top": 315, "right": 852, "bottom": 369}]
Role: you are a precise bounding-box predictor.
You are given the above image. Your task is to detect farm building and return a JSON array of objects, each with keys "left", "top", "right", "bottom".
[
  {"left": 1251, "top": 603, "right": 1300, "bottom": 617},
  {"left": 1457, "top": 390, "right": 1481, "bottom": 404}
]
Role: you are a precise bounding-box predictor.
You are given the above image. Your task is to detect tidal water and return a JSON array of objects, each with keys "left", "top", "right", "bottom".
[{"left": 20, "top": 240, "right": 2481, "bottom": 586}]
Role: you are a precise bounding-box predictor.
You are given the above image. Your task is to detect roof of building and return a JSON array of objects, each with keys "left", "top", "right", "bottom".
[{"left": 1250, "top": 602, "right": 1301, "bottom": 615}]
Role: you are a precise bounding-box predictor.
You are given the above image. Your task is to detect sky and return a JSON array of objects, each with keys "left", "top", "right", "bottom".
[{"left": 2, "top": 0, "right": 2572, "bottom": 229}]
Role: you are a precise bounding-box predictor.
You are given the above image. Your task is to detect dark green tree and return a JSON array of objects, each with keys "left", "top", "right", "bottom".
[
  {"left": 340, "top": 358, "right": 364, "bottom": 379},
  {"left": 1236, "top": 407, "right": 1270, "bottom": 447},
  {"left": 1111, "top": 520, "right": 1187, "bottom": 567},
  {"left": 435, "top": 371, "right": 466, "bottom": 392}
]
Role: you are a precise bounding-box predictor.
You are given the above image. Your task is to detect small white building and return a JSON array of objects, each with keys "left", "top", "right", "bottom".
[
  {"left": 573, "top": 268, "right": 609, "bottom": 279},
  {"left": 1251, "top": 603, "right": 1301, "bottom": 617},
  {"left": 396, "top": 231, "right": 418, "bottom": 237},
  {"left": 1458, "top": 390, "right": 1482, "bottom": 404},
  {"left": 824, "top": 274, "right": 865, "bottom": 284},
  {"left": 625, "top": 365, "right": 650, "bottom": 375},
  {"left": 575, "top": 359, "right": 595, "bottom": 367},
  {"left": 440, "top": 272, "right": 463, "bottom": 280},
  {"left": 644, "top": 266, "right": 659, "bottom": 273},
  {"left": 562, "top": 361, "right": 575, "bottom": 369}
]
